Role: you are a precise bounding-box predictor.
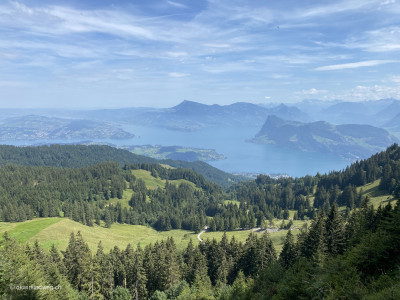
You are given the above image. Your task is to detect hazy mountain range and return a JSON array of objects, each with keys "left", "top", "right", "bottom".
[
  {"left": 251, "top": 115, "right": 398, "bottom": 160},
  {"left": 0, "top": 115, "right": 134, "bottom": 140},
  {"left": 0, "top": 98, "right": 399, "bottom": 164}
]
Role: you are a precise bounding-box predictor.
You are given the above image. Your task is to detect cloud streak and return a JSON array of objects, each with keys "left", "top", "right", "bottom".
[
  {"left": 315, "top": 60, "right": 396, "bottom": 71},
  {"left": 0, "top": 0, "right": 399, "bottom": 107}
]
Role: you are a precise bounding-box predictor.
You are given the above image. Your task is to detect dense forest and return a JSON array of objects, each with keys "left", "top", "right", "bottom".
[
  {"left": 0, "top": 145, "right": 242, "bottom": 187},
  {"left": 1, "top": 198, "right": 399, "bottom": 299},
  {"left": 1, "top": 144, "right": 400, "bottom": 298},
  {"left": 1, "top": 144, "right": 400, "bottom": 231}
]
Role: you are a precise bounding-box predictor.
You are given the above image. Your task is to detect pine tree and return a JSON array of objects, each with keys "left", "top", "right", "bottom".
[
  {"left": 95, "top": 241, "right": 114, "bottom": 299},
  {"left": 325, "top": 203, "right": 345, "bottom": 255},
  {"left": 299, "top": 213, "right": 327, "bottom": 262},
  {"left": 279, "top": 230, "right": 297, "bottom": 268},
  {"left": 127, "top": 245, "right": 148, "bottom": 300},
  {"left": 63, "top": 232, "right": 92, "bottom": 292},
  {"left": 50, "top": 244, "right": 67, "bottom": 275},
  {"left": 105, "top": 210, "right": 112, "bottom": 228}
]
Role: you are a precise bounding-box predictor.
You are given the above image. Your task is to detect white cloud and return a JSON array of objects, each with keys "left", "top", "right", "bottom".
[
  {"left": 300, "top": 88, "right": 328, "bottom": 95},
  {"left": 391, "top": 76, "right": 400, "bottom": 83},
  {"left": 334, "top": 26, "right": 400, "bottom": 53},
  {"left": 0, "top": 80, "right": 25, "bottom": 87},
  {"left": 269, "top": 74, "right": 290, "bottom": 79},
  {"left": 168, "top": 72, "right": 190, "bottom": 77},
  {"left": 305, "top": 84, "right": 400, "bottom": 102},
  {"left": 165, "top": 51, "right": 188, "bottom": 58},
  {"left": 167, "top": 1, "right": 187, "bottom": 9},
  {"left": 342, "top": 84, "right": 400, "bottom": 100},
  {"left": 315, "top": 60, "right": 396, "bottom": 71},
  {"left": 295, "top": 0, "right": 380, "bottom": 19},
  {"left": 1, "top": 3, "right": 157, "bottom": 40},
  {"left": 203, "top": 43, "right": 231, "bottom": 48}
]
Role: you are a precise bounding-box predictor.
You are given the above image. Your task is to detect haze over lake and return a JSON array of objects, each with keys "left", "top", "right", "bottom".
[{"left": 1, "top": 124, "right": 350, "bottom": 177}]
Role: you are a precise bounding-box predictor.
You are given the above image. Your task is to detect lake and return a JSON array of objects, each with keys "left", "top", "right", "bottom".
[
  {"left": 119, "top": 125, "right": 351, "bottom": 177},
  {"left": 0, "top": 125, "right": 351, "bottom": 177}
]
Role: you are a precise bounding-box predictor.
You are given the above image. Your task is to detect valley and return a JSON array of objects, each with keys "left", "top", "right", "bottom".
[
  {"left": 2, "top": 1, "right": 399, "bottom": 298},
  {"left": 1, "top": 141, "right": 399, "bottom": 300},
  {"left": 0, "top": 217, "right": 305, "bottom": 253},
  {"left": 2, "top": 98, "right": 400, "bottom": 177}
]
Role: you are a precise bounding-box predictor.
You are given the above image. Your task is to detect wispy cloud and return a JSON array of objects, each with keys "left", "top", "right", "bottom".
[
  {"left": 300, "top": 88, "right": 328, "bottom": 95},
  {"left": 168, "top": 72, "right": 190, "bottom": 77},
  {"left": 0, "top": 80, "right": 26, "bottom": 87},
  {"left": 0, "top": 0, "right": 399, "bottom": 107},
  {"left": 294, "top": 0, "right": 380, "bottom": 19},
  {"left": 315, "top": 60, "right": 396, "bottom": 71},
  {"left": 167, "top": 1, "right": 187, "bottom": 9},
  {"left": 338, "top": 84, "right": 400, "bottom": 101}
]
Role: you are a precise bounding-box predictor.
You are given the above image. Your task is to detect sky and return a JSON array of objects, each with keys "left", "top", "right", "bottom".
[{"left": 0, "top": 0, "right": 400, "bottom": 108}]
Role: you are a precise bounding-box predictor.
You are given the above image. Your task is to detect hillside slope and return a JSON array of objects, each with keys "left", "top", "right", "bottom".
[
  {"left": 251, "top": 115, "right": 398, "bottom": 159},
  {"left": 0, "top": 144, "right": 243, "bottom": 187},
  {"left": 0, "top": 115, "right": 134, "bottom": 140}
]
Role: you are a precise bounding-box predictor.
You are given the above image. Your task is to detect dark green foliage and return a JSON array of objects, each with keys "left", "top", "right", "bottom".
[
  {"left": 2, "top": 202, "right": 400, "bottom": 300},
  {"left": 63, "top": 232, "right": 92, "bottom": 292},
  {"left": 0, "top": 232, "right": 77, "bottom": 299},
  {"left": 279, "top": 230, "right": 297, "bottom": 268},
  {"left": 1, "top": 144, "right": 400, "bottom": 298},
  {"left": 111, "top": 286, "right": 131, "bottom": 300},
  {"left": 0, "top": 144, "right": 243, "bottom": 187},
  {"left": 325, "top": 203, "right": 345, "bottom": 255}
]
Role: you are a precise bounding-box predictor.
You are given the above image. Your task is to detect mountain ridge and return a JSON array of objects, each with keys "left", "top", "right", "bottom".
[{"left": 252, "top": 115, "right": 398, "bottom": 159}]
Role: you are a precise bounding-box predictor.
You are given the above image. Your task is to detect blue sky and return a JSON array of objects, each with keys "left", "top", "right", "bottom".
[{"left": 0, "top": 0, "right": 400, "bottom": 108}]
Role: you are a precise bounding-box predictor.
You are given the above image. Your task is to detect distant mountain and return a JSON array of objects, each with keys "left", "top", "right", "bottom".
[
  {"left": 383, "top": 112, "right": 400, "bottom": 131},
  {"left": 0, "top": 115, "right": 134, "bottom": 140},
  {"left": 376, "top": 101, "right": 400, "bottom": 126},
  {"left": 293, "top": 98, "right": 400, "bottom": 126},
  {"left": 268, "top": 103, "right": 311, "bottom": 123},
  {"left": 131, "top": 100, "right": 312, "bottom": 131},
  {"left": 251, "top": 115, "right": 398, "bottom": 160},
  {"left": 319, "top": 101, "right": 374, "bottom": 124}
]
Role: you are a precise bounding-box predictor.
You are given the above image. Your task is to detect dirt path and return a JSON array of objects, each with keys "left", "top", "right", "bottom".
[{"left": 197, "top": 226, "right": 209, "bottom": 242}]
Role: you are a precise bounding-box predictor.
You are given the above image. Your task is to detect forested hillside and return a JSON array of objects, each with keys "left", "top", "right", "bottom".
[
  {"left": 0, "top": 145, "right": 242, "bottom": 187},
  {"left": 1, "top": 144, "right": 400, "bottom": 299},
  {"left": 1, "top": 144, "right": 400, "bottom": 232},
  {"left": 1, "top": 199, "right": 399, "bottom": 299}
]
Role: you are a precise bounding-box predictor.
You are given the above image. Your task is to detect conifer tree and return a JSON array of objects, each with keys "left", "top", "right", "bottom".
[
  {"left": 63, "top": 232, "right": 92, "bottom": 293},
  {"left": 127, "top": 245, "right": 148, "bottom": 300},
  {"left": 279, "top": 230, "right": 297, "bottom": 268},
  {"left": 325, "top": 203, "right": 345, "bottom": 255}
]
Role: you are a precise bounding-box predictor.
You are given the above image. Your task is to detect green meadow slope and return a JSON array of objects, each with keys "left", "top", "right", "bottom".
[
  {"left": 1, "top": 171, "right": 395, "bottom": 255},
  {"left": 0, "top": 217, "right": 305, "bottom": 254}
]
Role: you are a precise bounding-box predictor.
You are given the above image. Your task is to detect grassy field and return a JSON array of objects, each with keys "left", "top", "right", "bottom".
[
  {"left": 0, "top": 217, "right": 303, "bottom": 255},
  {"left": 359, "top": 179, "right": 397, "bottom": 208},
  {"left": 108, "top": 186, "right": 133, "bottom": 208},
  {"left": 0, "top": 218, "right": 63, "bottom": 243},
  {"left": 0, "top": 218, "right": 198, "bottom": 252},
  {"left": 223, "top": 200, "right": 240, "bottom": 206},
  {"left": 131, "top": 169, "right": 199, "bottom": 191},
  {"left": 201, "top": 228, "right": 295, "bottom": 253},
  {"left": 131, "top": 169, "right": 165, "bottom": 190}
]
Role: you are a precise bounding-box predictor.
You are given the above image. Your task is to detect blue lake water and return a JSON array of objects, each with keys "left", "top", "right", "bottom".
[
  {"left": 119, "top": 125, "right": 351, "bottom": 177},
  {"left": 1, "top": 125, "right": 351, "bottom": 177}
]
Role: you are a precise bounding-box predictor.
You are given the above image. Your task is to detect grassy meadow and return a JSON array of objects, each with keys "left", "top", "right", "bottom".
[
  {"left": 359, "top": 179, "right": 397, "bottom": 208},
  {"left": 0, "top": 216, "right": 305, "bottom": 255},
  {"left": 1, "top": 171, "right": 395, "bottom": 257}
]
